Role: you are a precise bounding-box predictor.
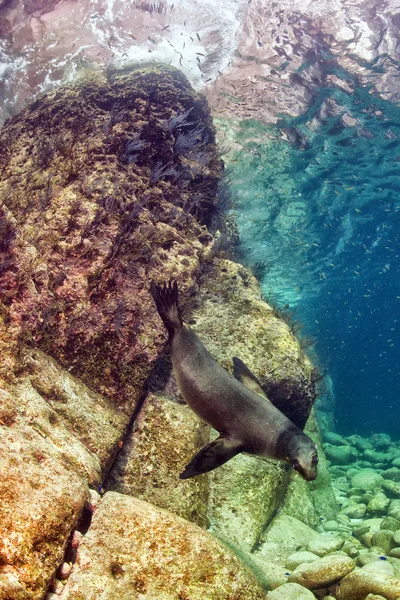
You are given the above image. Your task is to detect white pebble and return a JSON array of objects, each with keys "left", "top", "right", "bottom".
[
  {"left": 58, "top": 562, "right": 72, "bottom": 580},
  {"left": 71, "top": 530, "right": 83, "bottom": 549}
]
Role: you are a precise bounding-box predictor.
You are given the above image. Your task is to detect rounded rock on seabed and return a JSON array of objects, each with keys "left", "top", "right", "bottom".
[
  {"left": 393, "top": 529, "right": 400, "bottom": 545},
  {"left": 50, "top": 578, "right": 64, "bottom": 595},
  {"left": 288, "top": 554, "right": 355, "bottom": 589},
  {"left": 324, "top": 444, "right": 358, "bottom": 465},
  {"left": 388, "top": 499, "right": 400, "bottom": 520},
  {"left": 361, "top": 560, "right": 395, "bottom": 575},
  {"left": 58, "top": 561, "right": 73, "bottom": 580},
  {"left": 365, "top": 595, "right": 388, "bottom": 600},
  {"left": 71, "top": 530, "right": 83, "bottom": 549},
  {"left": 357, "top": 549, "right": 385, "bottom": 567},
  {"left": 335, "top": 565, "right": 400, "bottom": 599},
  {"left": 323, "top": 431, "right": 350, "bottom": 446},
  {"left": 367, "top": 492, "right": 390, "bottom": 516},
  {"left": 388, "top": 547, "right": 400, "bottom": 558},
  {"left": 342, "top": 503, "right": 367, "bottom": 519},
  {"left": 266, "top": 582, "right": 315, "bottom": 599},
  {"left": 323, "top": 520, "right": 339, "bottom": 532},
  {"left": 380, "top": 516, "right": 400, "bottom": 531},
  {"left": 306, "top": 535, "right": 344, "bottom": 557},
  {"left": 382, "top": 467, "right": 400, "bottom": 482},
  {"left": 285, "top": 551, "right": 319, "bottom": 570},
  {"left": 382, "top": 480, "right": 400, "bottom": 499},
  {"left": 369, "top": 433, "right": 391, "bottom": 450},
  {"left": 351, "top": 469, "right": 383, "bottom": 491},
  {"left": 370, "top": 530, "right": 394, "bottom": 555},
  {"left": 45, "top": 594, "right": 59, "bottom": 600}
]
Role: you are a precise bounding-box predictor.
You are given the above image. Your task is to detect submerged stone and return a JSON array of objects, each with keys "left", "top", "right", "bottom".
[
  {"left": 324, "top": 444, "right": 358, "bottom": 465},
  {"left": 351, "top": 469, "right": 383, "bottom": 491},
  {"left": 63, "top": 492, "right": 267, "bottom": 600},
  {"left": 266, "top": 582, "right": 315, "bottom": 599},
  {"left": 289, "top": 555, "right": 355, "bottom": 589},
  {"left": 335, "top": 565, "right": 400, "bottom": 600}
]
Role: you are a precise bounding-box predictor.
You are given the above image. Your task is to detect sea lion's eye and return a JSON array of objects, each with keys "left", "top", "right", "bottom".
[
  {"left": 292, "top": 459, "right": 300, "bottom": 470},
  {"left": 312, "top": 455, "right": 319, "bottom": 464}
]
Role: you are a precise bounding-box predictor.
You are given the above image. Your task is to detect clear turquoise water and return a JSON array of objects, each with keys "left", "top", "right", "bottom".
[{"left": 223, "top": 64, "right": 400, "bottom": 438}]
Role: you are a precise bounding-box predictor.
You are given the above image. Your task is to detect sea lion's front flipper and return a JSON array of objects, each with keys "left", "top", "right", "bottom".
[
  {"left": 233, "top": 357, "right": 269, "bottom": 400},
  {"left": 179, "top": 437, "right": 243, "bottom": 479}
]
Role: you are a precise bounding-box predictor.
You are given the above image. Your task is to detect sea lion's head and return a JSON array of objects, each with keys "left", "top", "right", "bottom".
[{"left": 290, "top": 434, "right": 319, "bottom": 481}]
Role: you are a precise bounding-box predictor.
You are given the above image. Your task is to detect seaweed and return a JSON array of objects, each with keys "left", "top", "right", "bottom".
[
  {"left": 32, "top": 139, "right": 54, "bottom": 170},
  {"left": 174, "top": 124, "right": 206, "bottom": 156},
  {"left": 167, "top": 108, "right": 194, "bottom": 132},
  {"left": 121, "top": 137, "right": 148, "bottom": 164},
  {"left": 250, "top": 260, "right": 271, "bottom": 281},
  {"left": 150, "top": 161, "right": 177, "bottom": 185}
]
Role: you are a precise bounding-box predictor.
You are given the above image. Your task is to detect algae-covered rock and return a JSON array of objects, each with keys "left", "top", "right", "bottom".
[
  {"left": 266, "top": 583, "right": 315, "bottom": 599},
  {"left": 324, "top": 444, "right": 358, "bottom": 464},
  {"left": 305, "top": 411, "right": 338, "bottom": 521},
  {"left": 285, "top": 551, "right": 320, "bottom": 570},
  {"left": 351, "top": 469, "right": 384, "bottom": 491},
  {"left": 382, "top": 480, "right": 400, "bottom": 499},
  {"left": 367, "top": 492, "right": 390, "bottom": 516},
  {"left": 208, "top": 453, "right": 290, "bottom": 551},
  {"left": 106, "top": 393, "right": 209, "bottom": 526},
  {"left": 306, "top": 534, "right": 344, "bottom": 556},
  {"left": 0, "top": 407, "right": 90, "bottom": 600},
  {"left": 288, "top": 554, "right": 355, "bottom": 589},
  {"left": 0, "top": 64, "right": 220, "bottom": 415},
  {"left": 335, "top": 564, "right": 400, "bottom": 600},
  {"left": 63, "top": 491, "right": 267, "bottom": 600},
  {"left": 0, "top": 340, "right": 131, "bottom": 599}
]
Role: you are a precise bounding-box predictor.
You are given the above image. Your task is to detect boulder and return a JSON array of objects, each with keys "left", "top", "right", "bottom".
[
  {"left": 363, "top": 450, "right": 392, "bottom": 464},
  {"left": 380, "top": 517, "right": 400, "bottom": 531},
  {"left": 367, "top": 492, "right": 390, "bottom": 516},
  {"left": 0, "top": 64, "right": 219, "bottom": 415},
  {"left": 322, "top": 431, "right": 350, "bottom": 446},
  {"left": 106, "top": 393, "right": 209, "bottom": 527},
  {"left": 393, "top": 530, "right": 400, "bottom": 545},
  {"left": 324, "top": 444, "right": 358, "bottom": 465},
  {"left": 348, "top": 435, "right": 373, "bottom": 451},
  {"left": 341, "top": 503, "right": 367, "bottom": 518},
  {"left": 306, "top": 534, "right": 344, "bottom": 556},
  {"left": 266, "top": 583, "right": 315, "bottom": 599},
  {"left": 0, "top": 344, "right": 129, "bottom": 599},
  {"left": 370, "top": 530, "right": 394, "bottom": 555},
  {"left": 382, "top": 480, "right": 400, "bottom": 499},
  {"left": 370, "top": 433, "right": 392, "bottom": 450},
  {"left": 351, "top": 469, "right": 383, "bottom": 491},
  {"left": 335, "top": 564, "right": 400, "bottom": 600},
  {"left": 288, "top": 554, "right": 355, "bottom": 589},
  {"left": 285, "top": 551, "right": 320, "bottom": 570},
  {"left": 388, "top": 499, "right": 400, "bottom": 520},
  {"left": 63, "top": 492, "right": 267, "bottom": 600},
  {"left": 382, "top": 468, "right": 400, "bottom": 482}
]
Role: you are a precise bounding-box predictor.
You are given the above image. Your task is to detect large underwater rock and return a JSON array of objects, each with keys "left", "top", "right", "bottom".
[
  {"left": 0, "top": 63, "right": 221, "bottom": 415},
  {"left": 0, "top": 63, "right": 333, "bottom": 598},
  {"left": 105, "top": 392, "right": 210, "bottom": 528},
  {"left": 62, "top": 491, "right": 267, "bottom": 600},
  {"left": 0, "top": 63, "right": 223, "bottom": 599}
]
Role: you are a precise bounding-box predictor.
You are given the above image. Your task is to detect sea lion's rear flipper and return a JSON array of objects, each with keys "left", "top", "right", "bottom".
[
  {"left": 150, "top": 280, "right": 183, "bottom": 335},
  {"left": 233, "top": 357, "right": 269, "bottom": 400},
  {"left": 179, "top": 437, "right": 243, "bottom": 479}
]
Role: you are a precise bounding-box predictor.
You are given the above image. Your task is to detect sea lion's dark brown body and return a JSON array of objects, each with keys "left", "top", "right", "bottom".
[{"left": 151, "top": 281, "right": 319, "bottom": 480}]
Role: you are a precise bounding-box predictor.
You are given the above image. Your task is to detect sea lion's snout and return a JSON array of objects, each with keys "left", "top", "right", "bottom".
[{"left": 291, "top": 445, "right": 319, "bottom": 481}]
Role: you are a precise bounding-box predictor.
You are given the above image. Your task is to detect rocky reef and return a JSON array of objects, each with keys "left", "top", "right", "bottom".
[{"left": 0, "top": 64, "right": 339, "bottom": 600}]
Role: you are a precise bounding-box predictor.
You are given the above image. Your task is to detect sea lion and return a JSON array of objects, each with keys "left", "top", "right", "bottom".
[{"left": 150, "top": 280, "right": 319, "bottom": 481}]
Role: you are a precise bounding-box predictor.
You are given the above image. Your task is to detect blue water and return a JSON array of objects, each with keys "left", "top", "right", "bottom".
[{"left": 223, "top": 65, "right": 400, "bottom": 438}]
